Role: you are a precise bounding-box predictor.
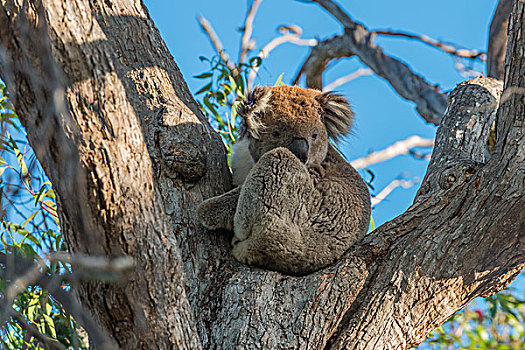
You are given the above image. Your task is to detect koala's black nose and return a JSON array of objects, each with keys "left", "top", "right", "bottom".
[{"left": 288, "top": 138, "right": 309, "bottom": 163}]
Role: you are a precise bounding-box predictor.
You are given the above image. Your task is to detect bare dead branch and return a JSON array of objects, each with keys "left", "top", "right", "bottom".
[
  {"left": 487, "top": 0, "right": 514, "bottom": 79},
  {"left": 311, "top": 0, "right": 354, "bottom": 28},
  {"left": 248, "top": 25, "right": 317, "bottom": 88},
  {"left": 351, "top": 135, "right": 434, "bottom": 169},
  {"left": 293, "top": 0, "right": 449, "bottom": 125},
  {"left": 51, "top": 253, "right": 134, "bottom": 282},
  {"left": 323, "top": 68, "right": 373, "bottom": 91},
  {"left": 371, "top": 29, "right": 485, "bottom": 60},
  {"left": 454, "top": 59, "right": 483, "bottom": 78},
  {"left": 260, "top": 26, "right": 318, "bottom": 58},
  {"left": 407, "top": 149, "right": 432, "bottom": 161},
  {"left": 371, "top": 177, "right": 420, "bottom": 206},
  {"left": 239, "top": 0, "right": 263, "bottom": 64},
  {"left": 197, "top": 15, "right": 236, "bottom": 71}
]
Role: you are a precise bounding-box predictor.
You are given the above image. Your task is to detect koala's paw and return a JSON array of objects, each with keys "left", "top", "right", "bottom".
[
  {"left": 197, "top": 199, "right": 220, "bottom": 230},
  {"left": 259, "top": 147, "right": 305, "bottom": 170},
  {"left": 231, "top": 240, "right": 255, "bottom": 266},
  {"left": 308, "top": 164, "right": 326, "bottom": 182}
]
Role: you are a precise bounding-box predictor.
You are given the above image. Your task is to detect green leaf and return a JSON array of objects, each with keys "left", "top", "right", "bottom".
[
  {"left": 203, "top": 96, "right": 220, "bottom": 118},
  {"left": 22, "top": 211, "right": 39, "bottom": 228},
  {"left": 9, "top": 223, "right": 41, "bottom": 248},
  {"left": 0, "top": 232, "right": 10, "bottom": 248},
  {"left": 194, "top": 72, "right": 213, "bottom": 79},
  {"left": 196, "top": 82, "right": 213, "bottom": 95},
  {"left": 44, "top": 300, "right": 52, "bottom": 315},
  {"left": 227, "top": 76, "right": 238, "bottom": 94},
  {"left": 44, "top": 189, "right": 55, "bottom": 199},
  {"left": 7, "top": 132, "right": 30, "bottom": 184},
  {"left": 231, "top": 100, "right": 242, "bottom": 120},
  {"left": 27, "top": 303, "right": 36, "bottom": 322},
  {"left": 222, "top": 83, "right": 233, "bottom": 96},
  {"left": 44, "top": 200, "right": 57, "bottom": 211},
  {"left": 19, "top": 243, "right": 37, "bottom": 259},
  {"left": 34, "top": 183, "right": 47, "bottom": 205},
  {"left": 274, "top": 73, "right": 285, "bottom": 87}
]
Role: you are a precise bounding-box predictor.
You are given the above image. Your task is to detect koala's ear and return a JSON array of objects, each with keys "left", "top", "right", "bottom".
[
  {"left": 236, "top": 86, "right": 272, "bottom": 139},
  {"left": 316, "top": 91, "right": 354, "bottom": 142}
]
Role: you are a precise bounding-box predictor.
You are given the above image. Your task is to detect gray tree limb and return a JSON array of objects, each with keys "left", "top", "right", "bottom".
[
  {"left": 487, "top": 0, "right": 514, "bottom": 79},
  {"left": 292, "top": 0, "right": 449, "bottom": 125}
]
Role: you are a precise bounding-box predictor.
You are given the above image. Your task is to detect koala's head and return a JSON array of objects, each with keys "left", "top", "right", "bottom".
[{"left": 231, "top": 85, "right": 354, "bottom": 185}]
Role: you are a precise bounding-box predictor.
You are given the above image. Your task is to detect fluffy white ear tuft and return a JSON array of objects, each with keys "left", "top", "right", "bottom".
[
  {"left": 230, "top": 137, "right": 255, "bottom": 186},
  {"left": 236, "top": 86, "right": 271, "bottom": 139},
  {"left": 316, "top": 91, "right": 354, "bottom": 142}
]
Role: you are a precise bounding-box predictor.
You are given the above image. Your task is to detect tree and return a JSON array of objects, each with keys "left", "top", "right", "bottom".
[{"left": 0, "top": 0, "right": 523, "bottom": 349}]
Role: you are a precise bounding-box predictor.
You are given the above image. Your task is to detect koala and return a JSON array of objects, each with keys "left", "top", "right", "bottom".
[{"left": 198, "top": 85, "right": 371, "bottom": 275}]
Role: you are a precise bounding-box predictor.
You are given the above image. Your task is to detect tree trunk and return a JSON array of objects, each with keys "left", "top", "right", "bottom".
[{"left": 0, "top": 0, "right": 523, "bottom": 349}]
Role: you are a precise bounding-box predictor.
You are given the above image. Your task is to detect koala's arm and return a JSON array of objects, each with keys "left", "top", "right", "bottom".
[
  {"left": 311, "top": 145, "right": 371, "bottom": 240},
  {"left": 197, "top": 186, "right": 241, "bottom": 231},
  {"left": 232, "top": 146, "right": 370, "bottom": 275}
]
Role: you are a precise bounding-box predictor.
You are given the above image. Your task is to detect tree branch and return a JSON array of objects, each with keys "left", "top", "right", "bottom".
[
  {"left": 0, "top": 252, "right": 124, "bottom": 349},
  {"left": 197, "top": 15, "right": 236, "bottom": 71},
  {"left": 371, "top": 29, "right": 485, "bottom": 60},
  {"left": 351, "top": 135, "right": 434, "bottom": 169},
  {"left": 328, "top": 74, "right": 524, "bottom": 348},
  {"left": 293, "top": 0, "right": 449, "bottom": 125},
  {"left": 370, "top": 177, "right": 420, "bottom": 207},
  {"left": 6, "top": 306, "right": 66, "bottom": 350},
  {"left": 239, "top": 0, "right": 263, "bottom": 64},
  {"left": 323, "top": 68, "right": 372, "bottom": 91},
  {"left": 248, "top": 25, "right": 317, "bottom": 88},
  {"left": 487, "top": 0, "right": 514, "bottom": 79}
]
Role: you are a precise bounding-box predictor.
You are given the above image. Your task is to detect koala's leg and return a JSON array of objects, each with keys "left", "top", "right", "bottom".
[
  {"left": 197, "top": 186, "right": 241, "bottom": 231},
  {"left": 233, "top": 148, "right": 320, "bottom": 274}
]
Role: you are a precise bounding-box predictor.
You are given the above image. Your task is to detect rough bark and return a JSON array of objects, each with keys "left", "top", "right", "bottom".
[{"left": 0, "top": 1, "right": 523, "bottom": 350}]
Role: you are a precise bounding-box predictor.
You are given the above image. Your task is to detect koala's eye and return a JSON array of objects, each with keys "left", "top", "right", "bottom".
[
  {"left": 272, "top": 131, "right": 281, "bottom": 138},
  {"left": 312, "top": 133, "right": 318, "bottom": 140}
]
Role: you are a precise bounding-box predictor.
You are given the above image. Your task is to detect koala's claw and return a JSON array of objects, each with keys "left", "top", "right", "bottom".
[{"left": 308, "top": 164, "right": 326, "bottom": 180}]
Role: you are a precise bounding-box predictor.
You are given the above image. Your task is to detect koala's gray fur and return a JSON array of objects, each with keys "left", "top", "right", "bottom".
[{"left": 198, "top": 85, "right": 371, "bottom": 275}]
